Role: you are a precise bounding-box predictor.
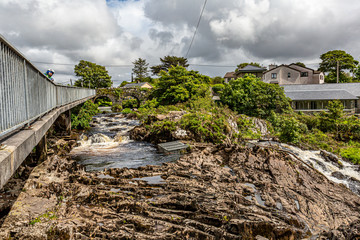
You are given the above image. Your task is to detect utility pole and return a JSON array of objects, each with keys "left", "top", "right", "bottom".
[{"left": 337, "top": 60, "right": 339, "bottom": 84}]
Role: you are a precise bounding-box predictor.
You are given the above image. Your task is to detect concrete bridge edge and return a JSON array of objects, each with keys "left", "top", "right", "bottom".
[{"left": 0, "top": 96, "right": 94, "bottom": 189}]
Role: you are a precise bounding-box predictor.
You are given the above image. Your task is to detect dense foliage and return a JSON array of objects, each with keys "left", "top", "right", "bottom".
[
  {"left": 220, "top": 74, "right": 292, "bottom": 118},
  {"left": 71, "top": 100, "right": 99, "bottom": 129},
  {"left": 74, "top": 60, "right": 112, "bottom": 88},
  {"left": 152, "top": 66, "right": 211, "bottom": 105},
  {"left": 319, "top": 50, "right": 359, "bottom": 83},
  {"left": 151, "top": 56, "right": 189, "bottom": 75}
]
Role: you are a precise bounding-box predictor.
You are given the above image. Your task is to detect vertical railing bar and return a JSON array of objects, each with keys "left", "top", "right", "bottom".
[
  {"left": 23, "top": 59, "right": 29, "bottom": 122},
  {"left": 0, "top": 42, "right": 4, "bottom": 131}
]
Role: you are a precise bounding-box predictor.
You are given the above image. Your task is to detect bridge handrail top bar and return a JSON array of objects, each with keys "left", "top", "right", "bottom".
[{"left": 0, "top": 34, "right": 85, "bottom": 89}]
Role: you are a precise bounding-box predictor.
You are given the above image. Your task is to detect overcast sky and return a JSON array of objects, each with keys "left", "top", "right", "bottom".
[{"left": 1, "top": 0, "right": 360, "bottom": 86}]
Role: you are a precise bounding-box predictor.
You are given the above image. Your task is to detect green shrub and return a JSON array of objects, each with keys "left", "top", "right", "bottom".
[
  {"left": 180, "top": 112, "right": 227, "bottom": 143},
  {"left": 212, "top": 84, "right": 225, "bottom": 95},
  {"left": 236, "top": 115, "right": 262, "bottom": 139},
  {"left": 121, "top": 108, "right": 133, "bottom": 114},
  {"left": 220, "top": 74, "right": 293, "bottom": 118},
  {"left": 71, "top": 100, "right": 99, "bottom": 129},
  {"left": 111, "top": 104, "right": 122, "bottom": 112},
  {"left": 340, "top": 147, "right": 360, "bottom": 164},
  {"left": 269, "top": 112, "right": 307, "bottom": 143},
  {"left": 122, "top": 99, "right": 138, "bottom": 109}
]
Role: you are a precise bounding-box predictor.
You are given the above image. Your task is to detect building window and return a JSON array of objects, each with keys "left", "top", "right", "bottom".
[
  {"left": 271, "top": 73, "right": 277, "bottom": 79},
  {"left": 301, "top": 72, "right": 308, "bottom": 77},
  {"left": 288, "top": 72, "right": 291, "bottom": 78},
  {"left": 320, "top": 75, "right": 323, "bottom": 80}
]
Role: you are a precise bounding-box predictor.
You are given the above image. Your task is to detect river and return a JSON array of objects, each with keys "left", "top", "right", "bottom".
[
  {"left": 70, "top": 112, "right": 178, "bottom": 171},
  {"left": 71, "top": 112, "right": 360, "bottom": 196}
]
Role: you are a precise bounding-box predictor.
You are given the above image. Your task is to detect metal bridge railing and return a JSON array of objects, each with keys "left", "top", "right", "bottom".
[{"left": 0, "top": 34, "right": 95, "bottom": 139}]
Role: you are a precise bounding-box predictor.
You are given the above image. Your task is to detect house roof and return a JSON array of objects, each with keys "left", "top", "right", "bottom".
[
  {"left": 236, "top": 65, "right": 267, "bottom": 72},
  {"left": 288, "top": 64, "right": 323, "bottom": 74},
  {"left": 283, "top": 83, "right": 360, "bottom": 97},
  {"left": 285, "top": 89, "right": 358, "bottom": 101},
  {"left": 224, "top": 72, "right": 236, "bottom": 78},
  {"left": 264, "top": 64, "right": 323, "bottom": 75},
  {"left": 263, "top": 64, "right": 299, "bottom": 74},
  {"left": 122, "top": 82, "right": 152, "bottom": 88}
]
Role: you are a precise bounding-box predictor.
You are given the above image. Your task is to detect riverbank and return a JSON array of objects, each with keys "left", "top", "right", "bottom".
[{"left": 0, "top": 130, "right": 359, "bottom": 239}]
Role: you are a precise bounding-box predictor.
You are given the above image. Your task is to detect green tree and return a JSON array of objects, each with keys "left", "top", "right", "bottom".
[
  {"left": 352, "top": 65, "right": 360, "bottom": 81},
  {"left": 74, "top": 60, "right": 112, "bottom": 88},
  {"left": 220, "top": 74, "right": 292, "bottom": 118},
  {"left": 151, "top": 56, "right": 189, "bottom": 75},
  {"left": 318, "top": 50, "right": 359, "bottom": 83},
  {"left": 153, "top": 66, "right": 210, "bottom": 105},
  {"left": 132, "top": 58, "right": 149, "bottom": 82},
  {"left": 292, "top": 62, "right": 306, "bottom": 68}
]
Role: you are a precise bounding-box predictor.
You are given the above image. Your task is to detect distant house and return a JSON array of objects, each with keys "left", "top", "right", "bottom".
[
  {"left": 223, "top": 72, "right": 236, "bottom": 83},
  {"left": 122, "top": 82, "right": 153, "bottom": 89},
  {"left": 283, "top": 83, "right": 360, "bottom": 112},
  {"left": 224, "top": 65, "right": 267, "bottom": 83},
  {"left": 262, "top": 64, "right": 325, "bottom": 85},
  {"left": 235, "top": 65, "right": 267, "bottom": 78}
]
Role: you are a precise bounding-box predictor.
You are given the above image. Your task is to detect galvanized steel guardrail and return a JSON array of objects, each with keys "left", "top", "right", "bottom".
[{"left": 0, "top": 34, "right": 95, "bottom": 139}]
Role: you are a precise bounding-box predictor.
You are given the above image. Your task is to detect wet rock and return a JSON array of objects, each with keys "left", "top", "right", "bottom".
[
  {"left": 331, "top": 171, "right": 346, "bottom": 180},
  {"left": 320, "top": 150, "right": 344, "bottom": 168},
  {"left": 1, "top": 143, "right": 360, "bottom": 239}
]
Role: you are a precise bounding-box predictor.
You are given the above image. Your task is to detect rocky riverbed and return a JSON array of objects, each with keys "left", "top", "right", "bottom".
[{"left": 1, "top": 137, "right": 360, "bottom": 239}]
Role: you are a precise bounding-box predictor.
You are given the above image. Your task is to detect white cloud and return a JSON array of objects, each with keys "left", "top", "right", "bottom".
[{"left": 1, "top": 0, "right": 360, "bottom": 84}]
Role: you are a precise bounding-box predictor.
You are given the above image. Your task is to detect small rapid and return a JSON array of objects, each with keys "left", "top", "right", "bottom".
[
  {"left": 70, "top": 113, "right": 178, "bottom": 171},
  {"left": 254, "top": 141, "right": 360, "bottom": 195}
]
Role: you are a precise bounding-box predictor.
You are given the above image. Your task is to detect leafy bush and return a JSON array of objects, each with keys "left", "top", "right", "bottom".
[
  {"left": 71, "top": 100, "right": 99, "bottom": 129},
  {"left": 180, "top": 112, "right": 228, "bottom": 143},
  {"left": 295, "top": 113, "right": 320, "bottom": 131},
  {"left": 212, "top": 84, "right": 225, "bottom": 95},
  {"left": 236, "top": 115, "right": 262, "bottom": 139},
  {"left": 152, "top": 66, "right": 211, "bottom": 105},
  {"left": 220, "top": 74, "right": 292, "bottom": 118},
  {"left": 340, "top": 147, "right": 360, "bottom": 164},
  {"left": 122, "top": 98, "right": 138, "bottom": 109},
  {"left": 96, "top": 98, "right": 112, "bottom": 106},
  {"left": 111, "top": 104, "right": 122, "bottom": 112},
  {"left": 121, "top": 108, "right": 133, "bottom": 114},
  {"left": 269, "top": 112, "right": 307, "bottom": 143}
]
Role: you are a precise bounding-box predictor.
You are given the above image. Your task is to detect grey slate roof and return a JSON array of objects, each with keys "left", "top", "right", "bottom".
[
  {"left": 282, "top": 83, "right": 360, "bottom": 97},
  {"left": 237, "top": 65, "right": 266, "bottom": 72},
  {"left": 285, "top": 90, "right": 357, "bottom": 101}
]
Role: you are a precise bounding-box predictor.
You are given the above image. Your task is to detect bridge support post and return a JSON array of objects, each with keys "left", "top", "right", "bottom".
[
  {"left": 54, "top": 110, "right": 72, "bottom": 136},
  {"left": 35, "top": 135, "right": 47, "bottom": 163}
]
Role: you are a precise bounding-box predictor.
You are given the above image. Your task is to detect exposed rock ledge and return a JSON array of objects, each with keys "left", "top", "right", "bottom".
[{"left": 0, "top": 143, "right": 359, "bottom": 239}]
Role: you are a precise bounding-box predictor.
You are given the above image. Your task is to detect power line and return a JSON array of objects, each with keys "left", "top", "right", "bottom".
[
  {"left": 189, "top": 64, "right": 236, "bottom": 68},
  {"left": 185, "top": 0, "right": 208, "bottom": 59},
  {"left": 32, "top": 61, "right": 133, "bottom": 68}
]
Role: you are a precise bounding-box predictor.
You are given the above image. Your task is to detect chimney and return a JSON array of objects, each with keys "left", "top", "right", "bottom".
[{"left": 269, "top": 64, "right": 277, "bottom": 70}]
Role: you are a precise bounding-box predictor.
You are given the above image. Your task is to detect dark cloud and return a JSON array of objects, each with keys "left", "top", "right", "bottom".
[
  {"left": 1, "top": 0, "right": 360, "bottom": 83},
  {"left": 148, "top": 29, "right": 174, "bottom": 47}
]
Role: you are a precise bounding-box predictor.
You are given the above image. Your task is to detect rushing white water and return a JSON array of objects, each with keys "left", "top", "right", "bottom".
[
  {"left": 254, "top": 141, "right": 360, "bottom": 195},
  {"left": 70, "top": 113, "right": 178, "bottom": 171}
]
